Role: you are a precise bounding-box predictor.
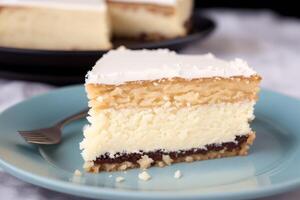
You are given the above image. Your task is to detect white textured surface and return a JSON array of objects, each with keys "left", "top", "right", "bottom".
[
  {"left": 0, "top": 10, "right": 300, "bottom": 200},
  {"left": 86, "top": 48, "right": 256, "bottom": 85},
  {"left": 115, "top": 176, "right": 125, "bottom": 182},
  {"left": 109, "top": 0, "right": 176, "bottom": 5},
  {"left": 0, "top": 0, "right": 106, "bottom": 10},
  {"left": 80, "top": 102, "right": 254, "bottom": 162},
  {"left": 174, "top": 170, "right": 182, "bottom": 179},
  {"left": 138, "top": 171, "right": 151, "bottom": 181},
  {"left": 73, "top": 169, "right": 82, "bottom": 176}
]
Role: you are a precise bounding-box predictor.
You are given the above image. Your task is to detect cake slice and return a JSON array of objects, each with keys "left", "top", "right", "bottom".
[
  {"left": 81, "top": 48, "right": 261, "bottom": 172},
  {"left": 107, "top": 0, "right": 194, "bottom": 40},
  {"left": 0, "top": 0, "right": 111, "bottom": 50}
]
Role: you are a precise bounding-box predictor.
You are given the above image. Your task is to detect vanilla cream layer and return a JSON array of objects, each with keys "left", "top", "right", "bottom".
[{"left": 80, "top": 101, "right": 255, "bottom": 162}]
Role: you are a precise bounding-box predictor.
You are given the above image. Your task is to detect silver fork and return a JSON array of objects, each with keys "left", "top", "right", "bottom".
[{"left": 18, "top": 108, "right": 89, "bottom": 145}]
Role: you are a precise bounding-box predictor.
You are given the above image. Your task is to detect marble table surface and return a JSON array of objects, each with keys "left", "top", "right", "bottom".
[{"left": 0, "top": 10, "right": 300, "bottom": 200}]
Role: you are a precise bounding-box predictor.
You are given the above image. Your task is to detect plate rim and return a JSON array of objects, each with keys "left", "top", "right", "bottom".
[{"left": 1, "top": 86, "right": 300, "bottom": 200}]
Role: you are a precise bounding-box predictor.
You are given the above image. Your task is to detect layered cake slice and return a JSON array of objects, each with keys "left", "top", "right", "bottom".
[
  {"left": 81, "top": 48, "right": 261, "bottom": 172},
  {"left": 0, "top": 0, "right": 111, "bottom": 50},
  {"left": 107, "top": 0, "right": 194, "bottom": 40}
]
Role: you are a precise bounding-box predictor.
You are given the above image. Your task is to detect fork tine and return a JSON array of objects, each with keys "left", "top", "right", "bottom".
[
  {"left": 19, "top": 132, "right": 48, "bottom": 139},
  {"left": 24, "top": 137, "right": 47, "bottom": 141},
  {"left": 23, "top": 136, "right": 48, "bottom": 141},
  {"left": 21, "top": 135, "right": 48, "bottom": 141},
  {"left": 20, "top": 134, "right": 47, "bottom": 138},
  {"left": 19, "top": 132, "right": 42, "bottom": 136},
  {"left": 19, "top": 131, "right": 46, "bottom": 136},
  {"left": 18, "top": 131, "right": 55, "bottom": 144},
  {"left": 21, "top": 136, "right": 50, "bottom": 143},
  {"left": 25, "top": 140, "right": 50, "bottom": 144},
  {"left": 19, "top": 133, "right": 48, "bottom": 139},
  {"left": 18, "top": 130, "right": 44, "bottom": 134},
  {"left": 25, "top": 139, "right": 50, "bottom": 144}
]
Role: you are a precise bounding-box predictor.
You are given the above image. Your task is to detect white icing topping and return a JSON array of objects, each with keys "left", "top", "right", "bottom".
[
  {"left": 0, "top": 0, "right": 106, "bottom": 10},
  {"left": 109, "top": 0, "right": 177, "bottom": 6},
  {"left": 86, "top": 48, "right": 257, "bottom": 85}
]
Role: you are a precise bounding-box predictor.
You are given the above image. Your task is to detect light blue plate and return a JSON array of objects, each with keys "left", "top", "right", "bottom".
[{"left": 0, "top": 85, "right": 300, "bottom": 200}]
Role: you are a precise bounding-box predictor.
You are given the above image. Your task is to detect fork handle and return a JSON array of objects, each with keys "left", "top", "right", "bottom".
[{"left": 55, "top": 108, "right": 89, "bottom": 128}]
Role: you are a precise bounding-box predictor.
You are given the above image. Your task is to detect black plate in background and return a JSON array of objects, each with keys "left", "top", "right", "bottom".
[
  {"left": 0, "top": 12, "right": 216, "bottom": 85},
  {"left": 0, "top": 70, "right": 83, "bottom": 85}
]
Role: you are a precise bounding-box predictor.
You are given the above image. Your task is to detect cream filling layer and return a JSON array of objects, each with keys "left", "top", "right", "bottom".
[{"left": 80, "top": 101, "right": 255, "bottom": 162}]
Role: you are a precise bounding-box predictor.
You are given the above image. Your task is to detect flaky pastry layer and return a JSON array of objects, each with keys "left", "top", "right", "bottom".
[{"left": 86, "top": 75, "right": 261, "bottom": 111}]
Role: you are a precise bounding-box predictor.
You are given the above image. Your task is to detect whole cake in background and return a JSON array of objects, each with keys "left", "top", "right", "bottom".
[
  {"left": 107, "top": 0, "right": 193, "bottom": 40},
  {"left": 0, "top": 0, "right": 193, "bottom": 50},
  {"left": 81, "top": 48, "right": 262, "bottom": 172},
  {"left": 0, "top": 0, "right": 111, "bottom": 50}
]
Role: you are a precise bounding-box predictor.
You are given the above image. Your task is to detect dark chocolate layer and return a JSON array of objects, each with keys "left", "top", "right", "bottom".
[{"left": 94, "top": 135, "right": 248, "bottom": 165}]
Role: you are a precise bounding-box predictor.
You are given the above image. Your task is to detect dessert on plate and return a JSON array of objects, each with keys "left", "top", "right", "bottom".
[
  {"left": 0, "top": 0, "right": 193, "bottom": 50},
  {"left": 0, "top": 0, "right": 111, "bottom": 50},
  {"left": 81, "top": 48, "right": 261, "bottom": 172}
]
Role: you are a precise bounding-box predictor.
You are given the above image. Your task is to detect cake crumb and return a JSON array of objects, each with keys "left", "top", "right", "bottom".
[
  {"left": 174, "top": 170, "right": 182, "bottom": 179},
  {"left": 137, "top": 155, "right": 154, "bottom": 169},
  {"left": 185, "top": 156, "right": 194, "bottom": 162},
  {"left": 157, "top": 161, "right": 165, "bottom": 167},
  {"left": 116, "top": 176, "right": 125, "bottom": 183},
  {"left": 74, "top": 169, "right": 82, "bottom": 176},
  {"left": 162, "top": 155, "right": 173, "bottom": 165},
  {"left": 119, "top": 163, "right": 129, "bottom": 171},
  {"left": 138, "top": 171, "right": 151, "bottom": 181},
  {"left": 117, "top": 161, "right": 134, "bottom": 171},
  {"left": 83, "top": 161, "right": 93, "bottom": 170}
]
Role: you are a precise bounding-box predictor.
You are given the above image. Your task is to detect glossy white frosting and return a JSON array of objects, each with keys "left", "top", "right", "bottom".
[
  {"left": 0, "top": 0, "right": 106, "bottom": 10},
  {"left": 86, "top": 48, "right": 257, "bottom": 85},
  {"left": 109, "top": 0, "right": 177, "bottom": 5}
]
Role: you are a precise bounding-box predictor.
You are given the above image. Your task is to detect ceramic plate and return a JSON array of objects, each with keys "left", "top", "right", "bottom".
[{"left": 0, "top": 85, "right": 300, "bottom": 200}]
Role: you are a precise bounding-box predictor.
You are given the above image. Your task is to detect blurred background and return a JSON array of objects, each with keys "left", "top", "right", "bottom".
[
  {"left": 0, "top": 1, "right": 300, "bottom": 200},
  {"left": 195, "top": 1, "right": 300, "bottom": 18}
]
